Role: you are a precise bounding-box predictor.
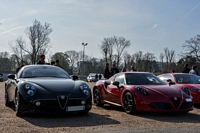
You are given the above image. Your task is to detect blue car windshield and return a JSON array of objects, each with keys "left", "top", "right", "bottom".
[
  {"left": 126, "top": 73, "right": 166, "bottom": 85},
  {"left": 20, "top": 66, "right": 71, "bottom": 79}
]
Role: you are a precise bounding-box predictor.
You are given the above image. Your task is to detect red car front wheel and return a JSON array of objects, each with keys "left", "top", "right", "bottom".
[
  {"left": 123, "top": 92, "right": 137, "bottom": 114},
  {"left": 93, "top": 88, "right": 104, "bottom": 107}
]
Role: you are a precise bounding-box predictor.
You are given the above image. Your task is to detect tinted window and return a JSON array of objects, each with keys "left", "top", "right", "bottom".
[
  {"left": 20, "top": 66, "right": 71, "bottom": 79},
  {"left": 175, "top": 74, "right": 200, "bottom": 84},
  {"left": 126, "top": 73, "right": 165, "bottom": 85}
]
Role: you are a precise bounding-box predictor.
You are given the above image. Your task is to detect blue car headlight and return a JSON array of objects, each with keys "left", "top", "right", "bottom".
[
  {"left": 24, "top": 84, "right": 36, "bottom": 96},
  {"left": 135, "top": 86, "right": 148, "bottom": 96},
  {"left": 182, "top": 86, "right": 191, "bottom": 96},
  {"left": 80, "top": 84, "right": 90, "bottom": 96}
]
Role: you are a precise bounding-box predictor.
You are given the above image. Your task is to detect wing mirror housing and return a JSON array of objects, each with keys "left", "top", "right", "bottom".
[
  {"left": 169, "top": 81, "right": 175, "bottom": 85},
  {"left": 7, "top": 74, "right": 15, "bottom": 80},
  {"left": 113, "top": 81, "right": 120, "bottom": 87},
  {"left": 71, "top": 75, "right": 79, "bottom": 80},
  {"left": 166, "top": 79, "right": 172, "bottom": 82}
]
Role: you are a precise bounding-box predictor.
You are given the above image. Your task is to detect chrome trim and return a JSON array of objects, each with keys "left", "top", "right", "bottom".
[{"left": 57, "top": 96, "right": 68, "bottom": 109}]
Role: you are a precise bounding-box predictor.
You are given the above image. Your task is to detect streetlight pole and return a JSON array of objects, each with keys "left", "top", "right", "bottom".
[
  {"left": 82, "top": 42, "right": 88, "bottom": 62},
  {"left": 82, "top": 42, "right": 88, "bottom": 75}
]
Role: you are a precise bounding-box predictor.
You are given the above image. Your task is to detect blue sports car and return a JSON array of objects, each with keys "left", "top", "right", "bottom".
[{"left": 5, "top": 65, "right": 92, "bottom": 116}]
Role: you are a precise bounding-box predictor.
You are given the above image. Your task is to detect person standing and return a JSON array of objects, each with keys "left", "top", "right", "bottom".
[
  {"left": 51, "top": 61, "right": 55, "bottom": 65},
  {"left": 189, "top": 65, "right": 198, "bottom": 75},
  {"left": 121, "top": 67, "right": 126, "bottom": 72},
  {"left": 172, "top": 69, "right": 175, "bottom": 73},
  {"left": 98, "top": 74, "right": 102, "bottom": 80},
  {"left": 54, "top": 60, "right": 63, "bottom": 68},
  {"left": 36, "top": 54, "right": 45, "bottom": 64},
  {"left": 95, "top": 73, "right": 98, "bottom": 81},
  {"left": 182, "top": 64, "right": 190, "bottom": 73},
  {"left": 104, "top": 63, "right": 110, "bottom": 79},
  {"left": 110, "top": 63, "right": 119, "bottom": 76},
  {"left": 131, "top": 65, "right": 137, "bottom": 72},
  {"left": 16, "top": 65, "right": 24, "bottom": 73}
]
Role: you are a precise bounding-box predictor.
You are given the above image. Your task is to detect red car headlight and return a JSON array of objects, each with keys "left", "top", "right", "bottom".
[
  {"left": 135, "top": 86, "right": 148, "bottom": 96},
  {"left": 182, "top": 86, "right": 191, "bottom": 96}
]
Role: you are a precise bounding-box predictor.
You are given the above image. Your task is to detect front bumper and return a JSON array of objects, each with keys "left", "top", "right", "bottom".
[
  {"left": 135, "top": 96, "right": 193, "bottom": 112},
  {"left": 20, "top": 96, "right": 92, "bottom": 114}
]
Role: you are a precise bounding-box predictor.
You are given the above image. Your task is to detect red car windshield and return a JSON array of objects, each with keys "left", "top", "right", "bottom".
[
  {"left": 126, "top": 73, "right": 166, "bottom": 85},
  {"left": 175, "top": 74, "right": 200, "bottom": 84}
]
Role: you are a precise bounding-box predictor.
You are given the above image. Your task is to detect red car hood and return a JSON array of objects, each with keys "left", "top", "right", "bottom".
[{"left": 141, "top": 85, "right": 179, "bottom": 95}]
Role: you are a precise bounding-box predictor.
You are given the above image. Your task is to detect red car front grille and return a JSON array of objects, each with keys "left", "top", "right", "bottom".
[{"left": 149, "top": 102, "right": 172, "bottom": 110}]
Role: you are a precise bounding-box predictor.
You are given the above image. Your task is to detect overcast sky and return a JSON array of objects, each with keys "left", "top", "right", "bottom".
[{"left": 1, "top": 0, "right": 200, "bottom": 60}]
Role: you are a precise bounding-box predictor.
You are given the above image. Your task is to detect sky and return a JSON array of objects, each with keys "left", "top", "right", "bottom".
[{"left": 1, "top": 0, "right": 200, "bottom": 61}]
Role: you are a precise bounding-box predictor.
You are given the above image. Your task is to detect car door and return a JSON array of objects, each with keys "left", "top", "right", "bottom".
[{"left": 106, "top": 74, "right": 125, "bottom": 105}]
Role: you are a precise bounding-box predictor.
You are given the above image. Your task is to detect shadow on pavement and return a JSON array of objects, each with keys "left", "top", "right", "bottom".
[{"left": 21, "top": 112, "right": 120, "bottom": 128}]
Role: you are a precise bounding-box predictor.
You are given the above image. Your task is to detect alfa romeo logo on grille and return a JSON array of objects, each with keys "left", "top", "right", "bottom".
[
  {"left": 57, "top": 95, "right": 68, "bottom": 109},
  {"left": 61, "top": 95, "right": 65, "bottom": 99},
  {"left": 174, "top": 97, "right": 177, "bottom": 100}
]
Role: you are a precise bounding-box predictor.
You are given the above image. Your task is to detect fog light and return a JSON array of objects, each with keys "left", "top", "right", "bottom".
[
  {"left": 35, "top": 101, "right": 41, "bottom": 106},
  {"left": 81, "top": 100, "right": 86, "bottom": 105}
]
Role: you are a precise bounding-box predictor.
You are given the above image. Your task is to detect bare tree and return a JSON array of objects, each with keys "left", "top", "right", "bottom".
[
  {"left": 159, "top": 52, "right": 164, "bottom": 71},
  {"left": 164, "top": 47, "right": 176, "bottom": 71},
  {"left": 164, "top": 48, "right": 169, "bottom": 67},
  {"left": 182, "top": 34, "right": 200, "bottom": 62},
  {"left": 64, "top": 50, "right": 79, "bottom": 74},
  {"left": 0, "top": 52, "right": 11, "bottom": 71},
  {"left": 9, "top": 37, "right": 27, "bottom": 66},
  {"left": 113, "top": 36, "right": 131, "bottom": 68},
  {"left": 143, "top": 52, "right": 156, "bottom": 72},
  {"left": 10, "top": 19, "right": 52, "bottom": 64},
  {"left": 134, "top": 51, "right": 143, "bottom": 71},
  {"left": 100, "top": 37, "right": 114, "bottom": 66}
]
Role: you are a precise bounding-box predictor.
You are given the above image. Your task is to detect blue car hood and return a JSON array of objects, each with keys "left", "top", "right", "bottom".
[{"left": 22, "top": 78, "right": 75, "bottom": 93}]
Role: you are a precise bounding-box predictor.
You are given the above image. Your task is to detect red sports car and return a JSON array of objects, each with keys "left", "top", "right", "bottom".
[
  {"left": 93, "top": 72, "right": 193, "bottom": 114},
  {"left": 157, "top": 73, "right": 200, "bottom": 104}
]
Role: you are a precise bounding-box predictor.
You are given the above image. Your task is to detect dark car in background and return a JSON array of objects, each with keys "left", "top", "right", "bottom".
[
  {"left": 5, "top": 65, "right": 92, "bottom": 116},
  {"left": 0, "top": 74, "right": 3, "bottom": 82}
]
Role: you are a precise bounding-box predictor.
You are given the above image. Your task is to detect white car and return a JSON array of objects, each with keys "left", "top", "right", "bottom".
[
  {"left": 87, "top": 73, "right": 105, "bottom": 82},
  {"left": 87, "top": 73, "right": 96, "bottom": 82}
]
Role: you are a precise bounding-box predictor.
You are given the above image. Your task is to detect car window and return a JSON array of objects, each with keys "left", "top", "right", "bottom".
[
  {"left": 158, "top": 74, "right": 174, "bottom": 82},
  {"left": 126, "top": 73, "right": 165, "bottom": 85},
  {"left": 114, "top": 74, "right": 125, "bottom": 84},
  {"left": 20, "top": 66, "right": 71, "bottom": 78},
  {"left": 175, "top": 74, "right": 200, "bottom": 84}
]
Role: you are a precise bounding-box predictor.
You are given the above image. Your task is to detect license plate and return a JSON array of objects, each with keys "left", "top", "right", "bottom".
[
  {"left": 185, "top": 98, "right": 192, "bottom": 102},
  {"left": 66, "top": 105, "right": 85, "bottom": 112}
]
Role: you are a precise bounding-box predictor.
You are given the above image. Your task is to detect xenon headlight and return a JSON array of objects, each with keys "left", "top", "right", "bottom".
[
  {"left": 80, "top": 84, "right": 90, "bottom": 96},
  {"left": 135, "top": 86, "right": 148, "bottom": 96},
  {"left": 190, "top": 87, "right": 200, "bottom": 92},
  {"left": 182, "top": 86, "right": 191, "bottom": 96},
  {"left": 24, "top": 83, "right": 36, "bottom": 96}
]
